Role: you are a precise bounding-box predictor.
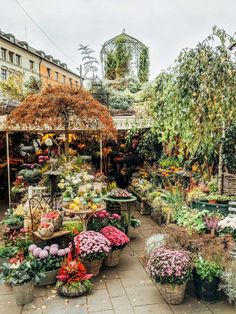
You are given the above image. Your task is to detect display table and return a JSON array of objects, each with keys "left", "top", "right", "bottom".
[
  {"left": 64, "top": 206, "right": 106, "bottom": 230},
  {"left": 33, "top": 229, "right": 71, "bottom": 247},
  {"left": 102, "top": 195, "right": 137, "bottom": 221}
]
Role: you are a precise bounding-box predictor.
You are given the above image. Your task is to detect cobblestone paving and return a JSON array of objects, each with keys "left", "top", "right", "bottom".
[{"left": 0, "top": 210, "right": 235, "bottom": 314}]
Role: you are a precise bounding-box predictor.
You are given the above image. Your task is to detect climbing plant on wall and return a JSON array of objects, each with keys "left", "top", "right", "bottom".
[{"left": 138, "top": 46, "right": 149, "bottom": 83}]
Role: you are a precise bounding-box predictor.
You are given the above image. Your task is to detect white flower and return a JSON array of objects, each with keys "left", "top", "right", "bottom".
[{"left": 45, "top": 138, "right": 53, "bottom": 146}]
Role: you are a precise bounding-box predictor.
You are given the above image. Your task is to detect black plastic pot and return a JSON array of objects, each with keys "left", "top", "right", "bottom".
[{"left": 194, "top": 273, "right": 220, "bottom": 303}]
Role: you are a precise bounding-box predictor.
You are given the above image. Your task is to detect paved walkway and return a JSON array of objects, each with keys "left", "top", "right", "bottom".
[{"left": 0, "top": 210, "right": 235, "bottom": 314}]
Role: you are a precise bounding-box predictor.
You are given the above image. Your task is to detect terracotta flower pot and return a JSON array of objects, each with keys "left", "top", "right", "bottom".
[{"left": 208, "top": 200, "right": 217, "bottom": 204}]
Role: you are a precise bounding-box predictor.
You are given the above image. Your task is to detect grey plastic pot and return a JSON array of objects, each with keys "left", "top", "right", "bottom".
[
  {"left": 36, "top": 269, "right": 59, "bottom": 286},
  {"left": 12, "top": 281, "right": 34, "bottom": 305}
]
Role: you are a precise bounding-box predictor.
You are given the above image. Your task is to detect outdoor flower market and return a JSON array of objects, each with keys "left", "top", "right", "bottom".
[{"left": 0, "top": 8, "right": 236, "bottom": 313}]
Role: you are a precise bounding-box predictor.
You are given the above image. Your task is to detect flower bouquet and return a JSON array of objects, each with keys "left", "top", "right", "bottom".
[
  {"left": 100, "top": 226, "right": 129, "bottom": 266},
  {"left": 56, "top": 255, "right": 93, "bottom": 297},
  {"left": 147, "top": 248, "right": 192, "bottom": 304},
  {"left": 29, "top": 243, "right": 70, "bottom": 286},
  {"left": 74, "top": 231, "right": 111, "bottom": 276},
  {"left": 41, "top": 210, "right": 63, "bottom": 231}
]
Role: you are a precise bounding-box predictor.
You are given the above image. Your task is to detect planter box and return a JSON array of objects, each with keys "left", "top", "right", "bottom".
[
  {"left": 36, "top": 269, "right": 59, "bottom": 286},
  {"left": 191, "top": 201, "right": 230, "bottom": 216}
]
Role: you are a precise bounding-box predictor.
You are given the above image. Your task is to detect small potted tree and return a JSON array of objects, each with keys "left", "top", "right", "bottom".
[
  {"left": 193, "top": 256, "right": 222, "bottom": 303},
  {"left": 100, "top": 226, "right": 129, "bottom": 266},
  {"left": 147, "top": 247, "right": 192, "bottom": 304},
  {"left": 0, "top": 253, "right": 44, "bottom": 305},
  {"left": 75, "top": 231, "right": 111, "bottom": 276}
]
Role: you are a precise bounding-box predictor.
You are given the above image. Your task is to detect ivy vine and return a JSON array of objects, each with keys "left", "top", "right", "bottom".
[{"left": 138, "top": 46, "right": 149, "bottom": 82}]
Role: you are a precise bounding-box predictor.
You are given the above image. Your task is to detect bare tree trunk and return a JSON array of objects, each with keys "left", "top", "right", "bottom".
[
  {"left": 64, "top": 121, "right": 69, "bottom": 158},
  {"left": 218, "top": 125, "right": 225, "bottom": 194}
]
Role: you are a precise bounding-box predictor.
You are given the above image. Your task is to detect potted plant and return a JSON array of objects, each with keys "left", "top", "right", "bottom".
[
  {"left": 1, "top": 209, "right": 24, "bottom": 230},
  {"left": 56, "top": 255, "right": 93, "bottom": 297},
  {"left": 62, "top": 189, "right": 73, "bottom": 202},
  {"left": 147, "top": 247, "right": 192, "bottom": 304},
  {"left": 186, "top": 187, "right": 207, "bottom": 204},
  {"left": 219, "top": 262, "right": 236, "bottom": 309},
  {"left": 29, "top": 243, "right": 70, "bottom": 286},
  {"left": 206, "top": 194, "right": 218, "bottom": 204},
  {"left": 0, "top": 253, "right": 44, "bottom": 305},
  {"left": 194, "top": 256, "right": 222, "bottom": 303},
  {"left": 75, "top": 231, "right": 111, "bottom": 276},
  {"left": 0, "top": 246, "right": 19, "bottom": 268},
  {"left": 100, "top": 226, "right": 129, "bottom": 266}
]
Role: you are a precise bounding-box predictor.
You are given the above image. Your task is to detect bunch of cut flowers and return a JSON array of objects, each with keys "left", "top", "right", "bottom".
[
  {"left": 100, "top": 226, "right": 129, "bottom": 250},
  {"left": 147, "top": 247, "right": 192, "bottom": 285},
  {"left": 29, "top": 243, "right": 70, "bottom": 271},
  {"left": 56, "top": 253, "right": 93, "bottom": 297},
  {"left": 74, "top": 231, "right": 111, "bottom": 261}
]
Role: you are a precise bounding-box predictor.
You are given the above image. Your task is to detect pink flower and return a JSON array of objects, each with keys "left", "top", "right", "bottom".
[
  {"left": 58, "top": 249, "right": 66, "bottom": 256},
  {"left": 111, "top": 213, "right": 121, "bottom": 220},
  {"left": 33, "top": 247, "right": 42, "bottom": 257},
  {"left": 29, "top": 244, "right": 37, "bottom": 252},
  {"left": 39, "top": 249, "right": 49, "bottom": 259},
  {"left": 49, "top": 247, "right": 58, "bottom": 255},
  {"left": 100, "top": 226, "right": 129, "bottom": 248}
]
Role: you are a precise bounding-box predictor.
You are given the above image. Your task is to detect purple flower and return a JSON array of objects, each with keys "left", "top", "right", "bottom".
[
  {"left": 44, "top": 246, "right": 50, "bottom": 251},
  {"left": 58, "top": 249, "right": 66, "bottom": 256},
  {"left": 64, "top": 247, "right": 70, "bottom": 254},
  {"left": 49, "top": 247, "right": 58, "bottom": 255},
  {"left": 50, "top": 244, "right": 59, "bottom": 249},
  {"left": 33, "top": 247, "right": 42, "bottom": 257},
  {"left": 29, "top": 244, "right": 37, "bottom": 252},
  {"left": 39, "top": 249, "right": 49, "bottom": 259}
]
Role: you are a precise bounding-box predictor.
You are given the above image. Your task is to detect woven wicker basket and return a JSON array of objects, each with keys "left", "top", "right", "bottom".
[
  {"left": 222, "top": 173, "right": 236, "bottom": 196},
  {"left": 104, "top": 249, "right": 122, "bottom": 267},
  {"left": 83, "top": 259, "right": 103, "bottom": 277},
  {"left": 157, "top": 282, "right": 187, "bottom": 305}
]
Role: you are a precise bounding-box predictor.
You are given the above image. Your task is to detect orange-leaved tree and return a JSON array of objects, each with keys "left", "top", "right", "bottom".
[{"left": 7, "top": 84, "right": 117, "bottom": 155}]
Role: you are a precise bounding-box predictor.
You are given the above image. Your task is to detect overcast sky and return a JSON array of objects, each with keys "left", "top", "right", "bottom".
[{"left": 0, "top": 0, "right": 235, "bottom": 79}]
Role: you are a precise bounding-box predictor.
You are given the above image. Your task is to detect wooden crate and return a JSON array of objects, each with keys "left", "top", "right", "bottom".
[{"left": 222, "top": 173, "right": 236, "bottom": 196}]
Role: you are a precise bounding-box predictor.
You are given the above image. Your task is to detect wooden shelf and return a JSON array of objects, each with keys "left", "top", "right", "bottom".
[{"left": 33, "top": 229, "right": 70, "bottom": 241}]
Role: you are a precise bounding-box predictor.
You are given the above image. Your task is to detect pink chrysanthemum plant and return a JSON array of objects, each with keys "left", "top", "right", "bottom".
[
  {"left": 147, "top": 247, "right": 192, "bottom": 285},
  {"left": 74, "top": 231, "right": 111, "bottom": 261},
  {"left": 100, "top": 226, "right": 129, "bottom": 251}
]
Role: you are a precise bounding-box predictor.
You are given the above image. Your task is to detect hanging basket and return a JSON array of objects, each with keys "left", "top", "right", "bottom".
[
  {"left": 104, "top": 249, "right": 122, "bottom": 267},
  {"left": 157, "top": 282, "right": 187, "bottom": 305},
  {"left": 82, "top": 259, "right": 103, "bottom": 277}
]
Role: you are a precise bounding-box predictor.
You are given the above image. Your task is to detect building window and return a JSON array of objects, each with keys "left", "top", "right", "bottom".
[
  {"left": 1, "top": 48, "right": 6, "bottom": 60},
  {"left": 69, "top": 78, "right": 72, "bottom": 86},
  {"left": 16, "top": 54, "right": 21, "bottom": 65},
  {"left": 47, "top": 68, "right": 51, "bottom": 77},
  {"left": 9, "top": 51, "right": 14, "bottom": 63},
  {"left": 75, "top": 80, "right": 78, "bottom": 87},
  {"left": 29, "top": 60, "right": 34, "bottom": 72},
  {"left": 63, "top": 75, "right": 66, "bottom": 84},
  {"left": 55, "top": 72, "right": 59, "bottom": 81},
  {"left": 1, "top": 68, "right": 7, "bottom": 80}
]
